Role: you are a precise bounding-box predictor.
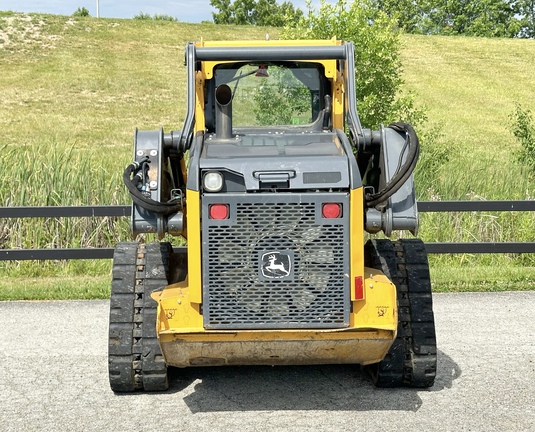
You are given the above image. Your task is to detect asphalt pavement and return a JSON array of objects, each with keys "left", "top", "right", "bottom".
[{"left": 1, "top": 292, "right": 534, "bottom": 431}]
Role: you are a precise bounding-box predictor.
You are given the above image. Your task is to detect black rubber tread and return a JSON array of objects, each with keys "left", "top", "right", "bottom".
[
  {"left": 108, "top": 242, "right": 138, "bottom": 392},
  {"left": 364, "top": 238, "right": 437, "bottom": 388},
  {"left": 108, "top": 242, "right": 173, "bottom": 392},
  {"left": 138, "top": 242, "right": 171, "bottom": 392}
]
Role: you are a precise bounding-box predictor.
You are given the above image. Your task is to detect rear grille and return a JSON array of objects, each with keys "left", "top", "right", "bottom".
[{"left": 202, "top": 193, "right": 350, "bottom": 329}]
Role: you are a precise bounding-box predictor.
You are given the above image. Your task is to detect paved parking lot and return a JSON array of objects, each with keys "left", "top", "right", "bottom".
[{"left": 1, "top": 292, "right": 534, "bottom": 431}]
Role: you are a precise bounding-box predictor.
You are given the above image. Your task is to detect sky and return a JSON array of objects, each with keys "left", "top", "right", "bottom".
[{"left": 0, "top": 1, "right": 319, "bottom": 23}]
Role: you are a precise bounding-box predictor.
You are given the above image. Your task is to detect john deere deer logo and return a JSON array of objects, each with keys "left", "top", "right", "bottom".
[{"left": 261, "top": 251, "right": 292, "bottom": 279}]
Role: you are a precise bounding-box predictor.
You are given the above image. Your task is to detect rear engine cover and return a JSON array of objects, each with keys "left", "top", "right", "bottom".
[{"left": 202, "top": 192, "right": 350, "bottom": 329}]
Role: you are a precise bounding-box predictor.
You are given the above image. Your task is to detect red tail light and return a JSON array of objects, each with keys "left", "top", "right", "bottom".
[
  {"left": 322, "top": 203, "right": 342, "bottom": 218},
  {"left": 354, "top": 276, "right": 364, "bottom": 300},
  {"left": 209, "top": 204, "right": 229, "bottom": 220}
]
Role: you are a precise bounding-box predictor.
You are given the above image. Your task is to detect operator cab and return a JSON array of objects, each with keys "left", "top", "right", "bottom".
[{"left": 199, "top": 61, "right": 351, "bottom": 193}]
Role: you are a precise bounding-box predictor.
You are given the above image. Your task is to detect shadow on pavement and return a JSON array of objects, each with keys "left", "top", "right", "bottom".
[{"left": 170, "top": 349, "right": 460, "bottom": 413}]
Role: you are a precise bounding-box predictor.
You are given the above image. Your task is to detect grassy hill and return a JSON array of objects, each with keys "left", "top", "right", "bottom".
[
  {"left": 402, "top": 35, "right": 535, "bottom": 155},
  {"left": 1, "top": 11, "right": 534, "bottom": 298}
]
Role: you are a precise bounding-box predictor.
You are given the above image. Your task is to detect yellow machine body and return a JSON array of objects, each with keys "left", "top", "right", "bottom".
[
  {"left": 153, "top": 265, "right": 397, "bottom": 367},
  {"left": 153, "top": 189, "right": 397, "bottom": 367}
]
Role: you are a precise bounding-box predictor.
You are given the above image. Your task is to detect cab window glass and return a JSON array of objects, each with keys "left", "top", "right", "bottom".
[{"left": 215, "top": 62, "right": 321, "bottom": 126}]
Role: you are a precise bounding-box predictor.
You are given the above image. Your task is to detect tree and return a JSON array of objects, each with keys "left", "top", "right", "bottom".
[
  {"left": 517, "top": 0, "right": 535, "bottom": 37},
  {"left": 420, "top": 0, "right": 521, "bottom": 37},
  {"left": 210, "top": 0, "right": 303, "bottom": 26},
  {"left": 375, "top": 0, "right": 527, "bottom": 38},
  {"left": 373, "top": 0, "right": 424, "bottom": 33},
  {"left": 253, "top": 66, "right": 312, "bottom": 125},
  {"left": 282, "top": 0, "right": 422, "bottom": 128},
  {"left": 72, "top": 7, "right": 90, "bottom": 17},
  {"left": 466, "top": 0, "right": 521, "bottom": 37},
  {"left": 211, "top": 0, "right": 233, "bottom": 24}
]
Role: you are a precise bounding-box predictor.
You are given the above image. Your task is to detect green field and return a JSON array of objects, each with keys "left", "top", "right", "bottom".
[{"left": 1, "top": 11, "right": 534, "bottom": 299}]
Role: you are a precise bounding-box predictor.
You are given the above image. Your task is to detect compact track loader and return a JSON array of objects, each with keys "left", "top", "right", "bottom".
[{"left": 108, "top": 39, "right": 437, "bottom": 392}]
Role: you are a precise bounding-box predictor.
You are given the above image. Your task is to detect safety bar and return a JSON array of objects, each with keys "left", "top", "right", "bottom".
[
  {"left": 176, "top": 42, "right": 364, "bottom": 152},
  {"left": 195, "top": 45, "right": 347, "bottom": 61}
]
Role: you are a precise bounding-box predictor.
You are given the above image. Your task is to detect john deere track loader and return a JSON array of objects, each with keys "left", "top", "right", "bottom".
[{"left": 108, "top": 39, "right": 437, "bottom": 392}]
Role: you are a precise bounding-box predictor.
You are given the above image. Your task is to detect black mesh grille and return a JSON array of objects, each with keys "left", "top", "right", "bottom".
[{"left": 202, "top": 194, "right": 350, "bottom": 329}]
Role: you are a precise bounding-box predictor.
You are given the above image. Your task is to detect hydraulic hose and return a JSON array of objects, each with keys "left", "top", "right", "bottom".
[
  {"left": 365, "top": 122, "right": 420, "bottom": 208},
  {"left": 123, "top": 162, "right": 181, "bottom": 216}
]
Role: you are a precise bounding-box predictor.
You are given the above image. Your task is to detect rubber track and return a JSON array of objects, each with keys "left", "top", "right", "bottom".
[
  {"left": 138, "top": 242, "right": 171, "bottom": 391},
  {"left": 364, "top": 238, "right": 437, "bottom": 388},
  {"left": 108, "top": 242, "right": 171, "bottom": 392}
]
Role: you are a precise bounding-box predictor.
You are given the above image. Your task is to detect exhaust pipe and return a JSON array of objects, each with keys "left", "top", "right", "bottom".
[{"left": 215, "top": 84, "right": 233, "bottom": 140}]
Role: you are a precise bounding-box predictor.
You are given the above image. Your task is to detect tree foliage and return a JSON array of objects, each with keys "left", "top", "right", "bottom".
[
  {"left": 282, "top": 0, "right": 423, "bottom": 128},
  {"left": 210, "top": 0, "right": 534, "bottom": 38},
  {"left": 72, "top": 7, "right": 90, "bottom": 17},
  {"left": 210, "top": 0, "right": 303, "bottom": 26},
  {"left": 376, "top": 0, "right": 534, "bottom": 38},
  {"left": 253, "top": 67, "right": 312, "bottom": 125},
  {"left": 516, "top": 0, "right": 535, "bottom": 38}
]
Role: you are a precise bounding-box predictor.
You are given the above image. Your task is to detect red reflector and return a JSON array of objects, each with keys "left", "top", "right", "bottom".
[
  {"left": 209, "top": 204, "right": 229, "bottom": 220},
  {"left": 354, "top": 276, "right": 364, "bottom": 300},
  {"left": 322, "top": 203, "right": 342, "bottom": 218}
]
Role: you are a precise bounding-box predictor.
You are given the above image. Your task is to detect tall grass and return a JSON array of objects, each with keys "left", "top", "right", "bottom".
[
  {"left": 0, "top": 139, "right": 131, "bottom": 277},
  {"left": 415, "top": 122, "right": 535, "bottom": 268},
  {"left": 0, "top": 139, "right": 130, "bottom": 246}
]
